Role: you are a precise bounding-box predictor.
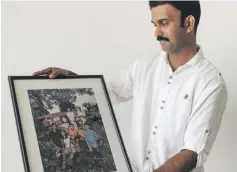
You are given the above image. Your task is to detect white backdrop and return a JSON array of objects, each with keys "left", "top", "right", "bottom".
[{"left": 2, "top": 1, "right": 237, "bottom": 172}]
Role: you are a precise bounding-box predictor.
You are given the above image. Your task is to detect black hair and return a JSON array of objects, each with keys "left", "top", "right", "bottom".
[{"left": 149, "top": 1, "right": 201, "bottom": 33}]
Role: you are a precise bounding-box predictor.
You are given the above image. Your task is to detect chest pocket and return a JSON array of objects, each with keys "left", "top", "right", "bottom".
[
  {"left": 174, "top": 92, "right": 193, "bottom": 130},
  {"left": 178, "top": 93, "right": 193, "bottom": 116}
]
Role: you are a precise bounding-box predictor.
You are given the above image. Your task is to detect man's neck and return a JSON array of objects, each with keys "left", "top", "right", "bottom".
[{"left": 168, "top": 43, "right": 198, "bottom": 72}]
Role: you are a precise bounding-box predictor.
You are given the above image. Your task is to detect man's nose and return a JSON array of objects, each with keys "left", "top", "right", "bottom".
[{"left": 154, "top": 26, "right": 162, "bottom": 37}]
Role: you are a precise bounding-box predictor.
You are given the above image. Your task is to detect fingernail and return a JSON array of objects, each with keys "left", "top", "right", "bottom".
[{"left": 49, "top": 74, "right": 54, "bottom": 78}]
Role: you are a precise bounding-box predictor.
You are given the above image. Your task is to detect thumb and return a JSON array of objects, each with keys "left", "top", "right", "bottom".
[
  {"left": 49, "top": 72, "right": 57, "bottom": 79},
  {"left": 49, "top": 69, "right": 60, "bottom": 79}
]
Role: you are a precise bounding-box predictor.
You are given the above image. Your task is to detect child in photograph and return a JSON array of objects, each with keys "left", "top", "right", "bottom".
[
  {"left": 84, "top": 124, "right": 101, "bottom": 158},
  {"left": 61, "top": 130, "right": 76, "bottom": 160},
  {"left": 68, "top": 124, "right": 80, "bottom": 152}
]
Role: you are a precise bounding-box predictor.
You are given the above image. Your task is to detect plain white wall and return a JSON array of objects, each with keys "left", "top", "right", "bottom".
[{"left": 2, "top": 1, "right": 237, "bottom": 172}]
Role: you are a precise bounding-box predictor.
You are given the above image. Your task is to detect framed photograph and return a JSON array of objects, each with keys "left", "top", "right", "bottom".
[{"left": 8, "top": 75, "right": 133, "bottom": 172}]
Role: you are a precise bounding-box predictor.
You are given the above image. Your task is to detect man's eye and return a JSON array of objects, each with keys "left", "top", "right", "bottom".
[{"left": 160, "top": 20, "right": 168, "bottom": 26}]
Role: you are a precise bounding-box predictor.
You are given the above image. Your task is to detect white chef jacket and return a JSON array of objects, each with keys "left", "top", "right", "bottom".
[{"left": 107, "top": 46, "right": 228, "bottom": 172}]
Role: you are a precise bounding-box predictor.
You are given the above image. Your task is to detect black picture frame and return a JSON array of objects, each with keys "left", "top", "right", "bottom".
[{"left": 8, "top": 75, "right": 133, "bottom": 172}]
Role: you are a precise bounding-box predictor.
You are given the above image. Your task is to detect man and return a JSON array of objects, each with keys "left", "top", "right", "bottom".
[
  {"left": 49, "top": 124, "right": 63, "bottom": 150},
  {"left": 33, "top": 1, "right": 227, "bottom": 172}
]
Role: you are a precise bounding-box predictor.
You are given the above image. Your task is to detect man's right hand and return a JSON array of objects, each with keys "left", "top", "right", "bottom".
[{"left": 32, "top": 67, "right": 77, "bottom": 79}]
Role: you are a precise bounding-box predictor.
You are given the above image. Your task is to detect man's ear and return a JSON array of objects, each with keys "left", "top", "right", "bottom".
[{"left": 184, "top": 15, "right": 195, "bottom": 33}]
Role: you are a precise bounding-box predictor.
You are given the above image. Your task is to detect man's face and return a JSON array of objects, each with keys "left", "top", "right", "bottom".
[
  {"left": 52, "top": 125, "right": 56, "bottom": 130},
  {"left": 151, "top": 4, "right": 187, "bottom": 54}
]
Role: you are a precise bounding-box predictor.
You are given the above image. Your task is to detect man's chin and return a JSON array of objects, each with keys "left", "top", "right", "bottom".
[
  {"left": 159, "top": 45, "right": 168, "bottom": 52},
  {"left": 160, "top": 44, "right": 172, "bottom": 53}
]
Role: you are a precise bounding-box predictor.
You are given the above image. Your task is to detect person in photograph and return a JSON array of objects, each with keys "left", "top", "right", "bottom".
[
  {"left": 42, "top": 116, "right": 52, "bottom": 128},
  {"left": 68, "top": 124, "right": 78, "bottom": 138},
  {"left": 49, "top": 124, "right": 64, "bottom": 150},
  {"left": 76, "top": 106, "right": 86, "bottom": 118},
  {"left": 84, "top": 109, "right": 95, "bottom": 127},
  {"left": 66, "top": 108, "right": 78, "bottom": 128},
  {"left": 76, "top": 106, "right": 87, "bottom": 125},
  {"left": 52, "top": 115, "right": 61, "bottom": 128},
  {"left": 60, "top": 116, "right": 70, "bottom": 132},
  {"left": 84, "top": 124, "right": 101, "bottom": 157},
  {"left": 68, "top": 124, "right": 81, "bottom": 153},
  {"left": 78, "top": 129, "right": 85, "bottom": 138},
  {"left": 66, "top": 108, "right": 75, "bottom": 124},
  {"left": 77, "top": 119, "right": 86, "bottom": 131},
  {"left": 61, "top": 130, "right": 76, "bottom": 160}
]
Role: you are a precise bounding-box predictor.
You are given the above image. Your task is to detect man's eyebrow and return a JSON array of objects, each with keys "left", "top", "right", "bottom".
[{"left": 151, "top": 18, "right": 168, "bottom": 24}]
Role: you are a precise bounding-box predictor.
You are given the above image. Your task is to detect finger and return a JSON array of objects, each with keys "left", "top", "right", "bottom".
[
  {"left": 32, "top": 67, "right": 53, "bottom": 76},
  {"left": 49, "top": 69, "right": 69, "bottom": 78},
  {"left": 48, "top": 69, "right": 59, "bottom": 78}
]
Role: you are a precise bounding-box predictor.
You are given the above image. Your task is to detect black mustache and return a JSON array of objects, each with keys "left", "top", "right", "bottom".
[{"left": 157, "top": 36, "right": 169, "bottom": 41}]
